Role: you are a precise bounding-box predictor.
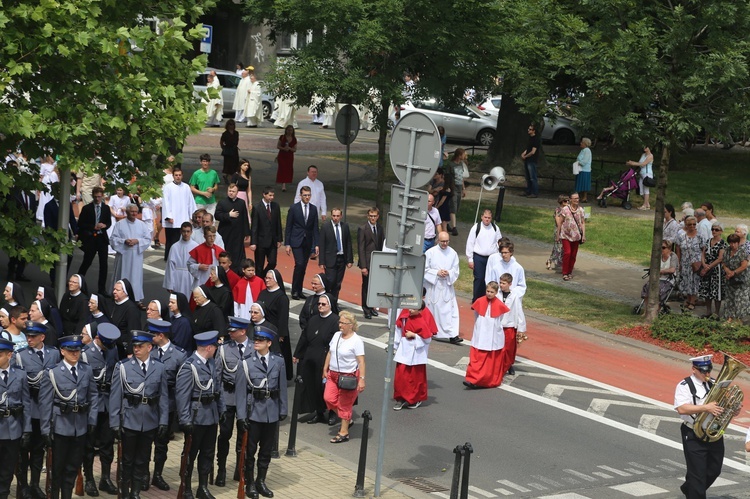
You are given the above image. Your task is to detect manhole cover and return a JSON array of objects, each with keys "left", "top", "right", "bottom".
[{"left": 396, "top": 477, "right": 450, "bottom": 493}]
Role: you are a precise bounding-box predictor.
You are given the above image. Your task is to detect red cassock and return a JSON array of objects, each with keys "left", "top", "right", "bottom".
[
  {"left": 393, "top": 309, "right": 438, "bottom": 404},
  {"left": 464, "top": 296, "right": 510, "bottom": 388},
  {"left": 232, "top": 275, "right": 266, "bottom": 305}
]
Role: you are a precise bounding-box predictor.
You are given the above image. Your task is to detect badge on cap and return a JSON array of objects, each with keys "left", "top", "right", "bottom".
[
  {"left": 253, "top": 326, "right": 276, "bottom": 342},
  {"left": 24, "top": 321, "right": 48, "bottom": 336},
  {"left": 228, "top": 316, "right": 251, "bottom": 331},
  {"left": 131, "top": 330, "right": 155, "bottom": 345},
  {"left": 59, "top": 335, "right": 84, "bottom": 351},
  {"left": 691, "top": 355, "right": 713, "bottom": 370}
]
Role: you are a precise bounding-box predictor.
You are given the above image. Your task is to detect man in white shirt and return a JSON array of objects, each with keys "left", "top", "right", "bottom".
[
  {"left": 162, "top": 167, "right": 197, "bottom": 261},
  {"left": 465, "top": 209, "right": 502, "bottom": 302},
  {"left": 424, "top": 232, "right": 461, "bottom": 344},
  {"left": 423, "top": 194, "right": 441, "bottom": 253},
  {"left": 294, "top": 165, "right": 327, "bottom": 221}
]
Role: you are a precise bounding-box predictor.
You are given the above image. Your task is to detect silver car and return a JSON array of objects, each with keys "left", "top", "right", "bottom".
[
  {"left": 194, "top": 68, "right": 274, "bottom": 120},
  {"left": 393, "top": 99, "right": 498, "bottom": 146},
  {"left": 478, "top": 97, "right": 581, "bottom": 145}
]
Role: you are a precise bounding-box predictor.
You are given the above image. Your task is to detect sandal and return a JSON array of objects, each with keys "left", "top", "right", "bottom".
[
  {"left": 347, "top": 419, "right": 354, "bottom": 428},
  {"left": 563, "top": 274, "right": 571, "bottom": 281},
  {"left": 545, "top": 259, "right": 552, "bottom": 270},
  {"left": 330, "top": 433, "right": 350, "bottom": 444}
]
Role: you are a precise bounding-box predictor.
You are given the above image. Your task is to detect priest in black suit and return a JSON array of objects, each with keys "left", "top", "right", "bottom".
[
  {"left": 357, "top": 207, "right": 385, "bottom": 319},
  {"left": 215, "top": 183, "right": 251, "bottom": 274},
  {"left": 318, "top": 208, "right": 353, "bottom": 300},
  {"left": 250, "top": 186, "right": 283, "bottom": 276}
]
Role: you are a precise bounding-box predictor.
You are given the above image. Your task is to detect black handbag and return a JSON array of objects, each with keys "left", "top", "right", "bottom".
[
  {"left": 643, "top": 176, "right": 656, "bottom": 188},
  {"left": 335, "top": 335, "right": 359, "bottom": 390}
]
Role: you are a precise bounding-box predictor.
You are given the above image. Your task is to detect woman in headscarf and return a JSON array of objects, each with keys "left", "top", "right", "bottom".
[
  {"left": 110, "top": 278, "right": 141, "bottom": 358},
  {"left": 192, "top": 284, "right": 227, "bottom": 334},
  {"left": 249, "top": 301, "right": 280, "bottom": 355},
  {"left": 35, "top": 285, "right": 64, "bottom": 334},
  {"left": 168, "top": 292, "right": 193, "bottom": 352},
  {"left": 293, "top": 293, "right": 339, "bottom": 424},
  {"left": 299, "top": 274, "right": 339, "bottom": 335},
  {"left": 257, "top": 269, "right": 293, "bottom": 379},
  {"left": 3, "top": 281, "right": 26, "bottom": 308},
  {"left": 59, "top": 274, "right": 89, "bottom": 335},
  {"left": 208, "top": 266, "right": 233, "bottom": 319},
  {"left": 87, "top": 293, "right": 111, "bottom": 325},
  {"left": 145, "top": 299, "right": 170, "bottom": 324},
  {"left": 29, "top": 298, "right": 58, "bottom": 347}
]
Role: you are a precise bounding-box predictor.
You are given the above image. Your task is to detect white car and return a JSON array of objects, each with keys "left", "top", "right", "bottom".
[
  {"left": 478, "top": 96, "right": 581, "bottom": 145},
  {"left": 193, "top": 68, "right": 274, "bottom": 120},
  {"left": 392, "top": 99, "right": 498, "bottom": 146}
]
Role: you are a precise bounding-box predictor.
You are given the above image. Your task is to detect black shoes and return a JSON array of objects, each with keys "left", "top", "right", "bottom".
[
  {"left": 449, "top": 336, "right": 464, "bottom": 344},
  {"left": 306, "top": 412, "right": 324, "bottom": 424},
  {"left": 215, "top": 468, "right": 226, "bottom": 487},
  {"left": 98, "top": 477, "right": 118, "bottom": 495},
  {"left": 463, "top": 381, "right": 477, "bottom": 389},
  {"left": 84, "top": 479, "right": 99, "bottom": 497},
  {"left": 245, "top": 482, "right": 259, "bottom": 499},
  {"left": 363, "top": 309, "right": 372, "bottom": 319},
  {"left": 327, "top": 410, "right": 338, "bottom": 426},
  {"left": 291, "top": 293, "right": 302, "bottom": 300},
  {"left": 371, "top": 309, "right": 379, "bottom": 317},
  {"left": 255, "top": 469, "right": 273, "bottom": 498},
  {"left": 507, "top": 366, "right": 516, "bottom": 375},
  {"left": 151, "top": 472, "right": 170, "bottom": 491}
]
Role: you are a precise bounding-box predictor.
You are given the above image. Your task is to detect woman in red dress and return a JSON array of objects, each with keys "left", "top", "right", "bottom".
[{"left": 276, "top": 125, "right": 297, "bottom": 192}]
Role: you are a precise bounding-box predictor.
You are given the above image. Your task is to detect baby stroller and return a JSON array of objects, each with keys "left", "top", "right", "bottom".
[
  {"left": 633, "top": 269, "right": 677, "bottom": 315},
  {"left": 597, "top": 167, "right": 639, "bottom": 210}
]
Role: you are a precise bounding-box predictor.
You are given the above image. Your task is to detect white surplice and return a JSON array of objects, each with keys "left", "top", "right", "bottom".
[
  {"left": 423, "top": 245, "right": 460, "bottom": 339},
  {"left": 163, "top": 238, "right": 199, "bottom": 298},
  {"left": 471, "top": 305, "right": 505, "bottom": 351},
  {"left": 110, "top": 218, "right": 151, "bottom": 301}
]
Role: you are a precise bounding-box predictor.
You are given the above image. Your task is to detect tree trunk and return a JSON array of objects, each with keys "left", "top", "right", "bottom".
[
  {"left": 375, "top": 98, "right": 391, "bottom": 212},
  {"left": 485, "top": 93, "right": 540, "bottom": 175},
  {"left": 644, "top": 145, "right": 670, "bottom": 322}
]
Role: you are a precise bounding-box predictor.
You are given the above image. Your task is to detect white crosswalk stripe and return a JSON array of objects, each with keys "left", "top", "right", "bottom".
[
  {"left": 496, "top": 480, "right": 531, "bottom": 493},
  {"left": 588, "top": 399, "right": 664, "bottom": 416},
  {"left": 542, "top": 384, "right": 613, "bottom": 402},
  {"left": 597, "top": 465, "right": 631, "bottom": 476}
]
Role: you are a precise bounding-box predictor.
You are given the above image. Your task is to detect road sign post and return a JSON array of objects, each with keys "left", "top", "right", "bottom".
[
  {"left": 335, "top": 104, "right": 360, "bottom": 222},
  {"left": 373, "top": 112, "right": 441, "bottom": 496}
]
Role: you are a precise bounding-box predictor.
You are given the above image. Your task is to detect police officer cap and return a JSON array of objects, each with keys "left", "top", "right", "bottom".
[
  {"left": 131, "top": 330, "right": 155, "bottom": 345},
  {"left": 227, "top": 316, "right": 251, "bottom": 331},
  {"left": 24, "top": 321, "right": 48, "bottom": 336},
  {"left": 59, "top": 335, "right": 84, "bottom": 351},
  {"left": 146, "top": 319, "right": 171, "bottom": 334},
  {"left": 691, "top": 355, "right": 713, "bottom": 371},
  {"left": 0, "top": 337, "right": 13, "bottom": 351},
  {"left": 253, "top": 326, "right": 276, "bottom": 342},
  {"left": 96, "top": 323, "right": 121, "bottom": 347},
  {"left": 195, "top": 330, "right": 219, "bottom": 347}
]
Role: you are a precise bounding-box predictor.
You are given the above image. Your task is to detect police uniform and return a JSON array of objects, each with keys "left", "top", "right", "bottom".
[
  {"left": 235, "top": 326, "right": 288, "bottom": 499},
  {"left": 147, "top": 319, "right": 188, "bottom": 491},
  {"left": 80, "top": 323, "right": 120, "bottom": 495},
  {"left": 109, "top": 331, "right": 169, "bottom": 499},
  {"left": 674, "top": 355, "right": 724, "bottom": 498},
  {"left": 216, "top": 317, "right": 251, "bottom": 486},
  {"left": 38, "top": 335, "right": 99, "bottom": 499},
  {"left": 175, "top": 330, "right": 226, "bottom": 499},
  {"left": 0, "top": 338, "right": 32, "bottom": 499},
  {"left": 13, "top": 321, "right": 60, "bottom": 499}
]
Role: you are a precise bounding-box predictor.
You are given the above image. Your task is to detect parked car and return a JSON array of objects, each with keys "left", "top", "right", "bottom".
[
  {"left": 391, "top": 99, "right": 498, "bottom": 146},
  {"left": 477, "top": 97, "right": 581, "bottom": 145},
  {"left": 194, "top": 68, "right": 274, "bottom": 120}
]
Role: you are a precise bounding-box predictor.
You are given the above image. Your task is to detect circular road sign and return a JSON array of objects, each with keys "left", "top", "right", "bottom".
[
  {"left": 389, "top": 111, "right": 441, "bottom": 188},
  {"left": 335, "top": 104, "right": 360, "bottom": 146}
]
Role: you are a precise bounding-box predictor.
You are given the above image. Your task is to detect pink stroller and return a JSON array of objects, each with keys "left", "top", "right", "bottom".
[{"left": 597, "top": 167, "right": 639, "bottom": 210}]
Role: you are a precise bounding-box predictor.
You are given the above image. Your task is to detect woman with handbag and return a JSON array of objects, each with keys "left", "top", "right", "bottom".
[
  {"left": 220, "top": 119, "right": 240, "bottom": 181},
  {"left": 698, "top": 222, "right": 727, "bottom": 318},
  {"left": 675, "top": 216, "right": 703, "bottom": 310},
  {"left": 721, "top": 233, "right": 750, "bottom": 322},
  {"left": 322, "top": 310, "right": 365, "bottom": 443},
  {"left": 556, "top": 192, "right": 586, "bottom": 281},
  {"left": 626, "top": 146, "right": 654, "bottom": 210},
  {"left": 574, "top": 138, "right": 592, "bottom": 203}
]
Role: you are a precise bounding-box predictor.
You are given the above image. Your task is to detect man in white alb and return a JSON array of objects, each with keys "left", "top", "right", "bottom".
[
  {"left": 294, "top": 165, "right": 327, "bottom": 221},
  {"left": 424, "top": 231, "right": 462, "bottom": 344},
  {"left": 110, "top": 204, "right": 152, "bottom": 303},
  {"left": 161, "top": 167, "right": 197, "bottom": 261}
]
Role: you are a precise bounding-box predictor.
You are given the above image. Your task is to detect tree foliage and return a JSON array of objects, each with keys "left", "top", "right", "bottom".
[{"left": 0, "top": 0, "right": 215, "bottom": 269}]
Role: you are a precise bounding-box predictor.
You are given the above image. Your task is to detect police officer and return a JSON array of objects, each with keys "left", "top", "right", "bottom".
[
  {"left": 147, "top": 318, "right": 188, "bottom": 491},
  {"left": 675, "top": 355, "right": 731, "bottom": 498},
  {"left": 38, "top": 335, "right": 99, "bottom": 499},
  {"left": 236, "top": 326, "right": 288, "bottom": 499},
  {"left": 80, "top": 322, "right": 120, "bottom": 496},
  {"left": 0, "top": 337, "right": 32, "bottom": 499},
  {"left": 175, "top": 330, "right": 226, "bottom": 499},
  {"left": 215, "top": 316, "right": 251, "bottom": 486},
  {"left": 110, "top": 331, "right": 169, "bottom": 499},
  {"left": 14, "top": 321, "right": 59, "bottom": 499}
]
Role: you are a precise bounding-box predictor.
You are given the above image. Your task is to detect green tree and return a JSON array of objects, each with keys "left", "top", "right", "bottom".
[
  {"left": 572, "top": 0, "right": 750, "bottom": 321},
  {"left": 243, "top": 0, "right": 502, "bottom": 208},
  {"left": 0, "top": 0, "right": 215, "bottom": 270}
]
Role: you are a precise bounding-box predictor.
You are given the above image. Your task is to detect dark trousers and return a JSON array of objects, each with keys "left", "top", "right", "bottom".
[
  {"left": 52, "top": 434, "right": 86, "bottom": 499},
  {"left": 0, "top": 438, "right": 21, "bottom": 499},
  {"left": 681, "top": 424, "right": 724, "bottom": 498},
  {"left": 187, "top": 424, "right": 218, "bottom": 475},
  {"left": 471, "top": 253, "right": 490, "bottom": 303},
  {"left": 153, "top": 411, "right": 177, "bottom": 468},
  {"left": 254, "top": 244, "right": 278, "bottom": 276},
  {"left": 216, "top": 406, "right": 241, "bottom": 463},
  {"left": 78, "top": 236, "right": 109, "bottom": 293},
  {"left": 245, "top": 421, "right": 276, "bottom": 474},
  {"left": 19, "top": 418, "right": 44, "bottom": 487},
  {"left": 164, "top": 228, "right": 181, "bottom": 261},
  {"left": 7, "top": 256, "right": 26, "bottom": 280},
  {"left": 84, "top": 411, "right": 114, "bottom": 478},
  {"left": 324, "top": 255, "right": 346, "bottom": 300},
  {"left": 291, "top": 240, "right": 312, "bottom": 296},
  {"left": 361, "top": 272, "right": 372, "bottom": 312},
  {"left": 121, "top": 428, "right": 156, "bottom": 485}
]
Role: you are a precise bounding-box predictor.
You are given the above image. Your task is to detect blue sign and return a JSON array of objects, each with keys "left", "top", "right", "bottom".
[{"left": 200, "top": 24, "right": 213, "bottom": 53}]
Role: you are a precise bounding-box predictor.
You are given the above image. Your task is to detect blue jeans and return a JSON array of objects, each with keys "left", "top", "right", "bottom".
[
  {"left": 423, "top": 238, "right": 436, "bottom": 253},
  {"left": 471, "top": 253, "right": 490, "bottom": 303},
  {"left": 525, "top": 160, "right": 538, "bottom": 195}
]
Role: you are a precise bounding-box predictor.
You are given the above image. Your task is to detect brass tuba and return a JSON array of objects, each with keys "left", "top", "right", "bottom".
[{"left": 693, "top": 353, "right": 748, "bottom": 442}]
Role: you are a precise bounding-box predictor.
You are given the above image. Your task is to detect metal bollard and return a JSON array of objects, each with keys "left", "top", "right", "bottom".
[
  {"left": 460, "top": 443, "right": 473, "bottom": 499},
  {"left": 285, "top": 375, "right": 304, "bottom": 457},
  {"left": 352, "top": 410, "right": 373, "bottom": 497},
  {"left": 449, "top": 445, "right": 464, "bottom": 499}
]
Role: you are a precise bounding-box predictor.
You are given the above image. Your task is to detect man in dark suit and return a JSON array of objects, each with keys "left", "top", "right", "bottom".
[
  {"left": 6, "top": 159, "right": 37, "bottom": 282},
  {"left": 357, "top": 207, "right": 385, "bottom": 319},
  {"left": 284, "top": 186, "right": 319, "bottom": 300},
  {"left": 318, "top": 207, "right": 353, "bottom": 300},
  {"left": 250, "top": 186, "right": 283, "bottom": 277},
  {"left": 77, "top": 186, "right": 112, "bottom": 295}
]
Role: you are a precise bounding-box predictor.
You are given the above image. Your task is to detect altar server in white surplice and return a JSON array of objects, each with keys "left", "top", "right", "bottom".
[{"left": 163, "top": 221, "right": 199, "bottom": 297}]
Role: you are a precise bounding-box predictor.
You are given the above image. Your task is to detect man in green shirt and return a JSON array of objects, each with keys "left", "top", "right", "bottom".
[{"left": 190, "top": 153, "right": 221, "bottom": 215}]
